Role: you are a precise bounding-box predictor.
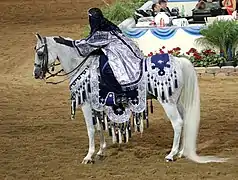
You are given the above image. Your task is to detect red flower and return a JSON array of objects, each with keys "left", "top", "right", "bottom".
[
  {"left": 168, "top": 50, "right": 172, "bottom": 54},
  {"left": 189, "top": 48, "right": 197, "bottom": 53},
  {"left": 162, "top": 46, "right": 165, "bottom": 49},
  {"left": 194, "top": 54, "right": 202, "bottom": 60},
  {"left": 159, "top": 49, "right": 164, "bottom": 54},
  {"left": 175, "top": 47, "right": 181, "bottom": 51},
  {"left": 186, "top": 52, "right": 190, "bottom": 55},
  {"left": 148, "top": 52, "right": 153, "bottom": 56},
  {"left": 193, "top": 52, "right": 200, "bottom": 56}
]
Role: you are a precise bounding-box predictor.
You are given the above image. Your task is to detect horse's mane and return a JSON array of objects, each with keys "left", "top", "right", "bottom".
[{"left": 59, "top": 36, "right": 73, "bottom": 41}]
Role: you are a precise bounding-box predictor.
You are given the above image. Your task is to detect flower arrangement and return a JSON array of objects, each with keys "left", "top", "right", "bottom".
[
  {"left": 186, "top": 48, "right": 226, "bottom": 67},
  {"left": 147, "top": 46, "right": 182, "bottom": 57},
  {"left": 146, "top": 46, "right": 226, "bottom": 67}
]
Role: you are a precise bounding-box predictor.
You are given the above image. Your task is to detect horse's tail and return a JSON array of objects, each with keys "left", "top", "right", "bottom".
[{"left": 179, "top": 57, "right": 227, "bottom": 163}]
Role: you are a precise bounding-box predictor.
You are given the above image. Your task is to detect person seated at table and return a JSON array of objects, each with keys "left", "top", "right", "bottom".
[
  {"left": 221, "top": 0, "right": 237, "bottom": 15},
  {"left": 135, "top": 0, "right": 159, "bottom": 17},
  {"left": 196, "top": 0, "right": 207, "bottom": 9},
  {"left": 194, "top": 0, "right": 220, "bottom": 11},
  {"left": 151, "top": 3, "right": 161, "bottom": 16},
  {"left": 158, "top": 0, "right": 173, "bottom": 16}
]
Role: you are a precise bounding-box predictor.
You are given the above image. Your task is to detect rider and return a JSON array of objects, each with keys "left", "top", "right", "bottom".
[{"left": 74, "top": 8, "right": 145, "bottom": 92}]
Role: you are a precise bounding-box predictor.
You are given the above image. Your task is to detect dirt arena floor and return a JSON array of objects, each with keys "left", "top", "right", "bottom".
[{"left": 0, "top": 0, "right": 238, "bottom": 179}]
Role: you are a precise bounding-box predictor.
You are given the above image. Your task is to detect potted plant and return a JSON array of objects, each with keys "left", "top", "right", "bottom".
[{"left": 195, "top": 20, "right": 238, "bottom": 66}]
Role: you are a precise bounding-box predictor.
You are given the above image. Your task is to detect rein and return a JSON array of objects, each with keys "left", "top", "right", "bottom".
[{"left": 46, "top": 53, "right": 92, "bottom": 85}]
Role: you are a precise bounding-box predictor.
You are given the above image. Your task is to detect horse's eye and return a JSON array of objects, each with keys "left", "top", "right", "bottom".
[
  {"left": 37, "top": 51, "right": 43, "bottom": 56},
  {"left": 34, "top": 46, "right": 36, "bottom": 50}
]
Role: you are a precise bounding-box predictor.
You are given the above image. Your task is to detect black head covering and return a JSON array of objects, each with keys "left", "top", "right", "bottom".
[{"left": 88, "top": 8, "right": 122, "bottom": 35}]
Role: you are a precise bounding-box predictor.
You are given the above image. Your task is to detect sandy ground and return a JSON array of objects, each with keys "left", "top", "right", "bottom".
[{"left": 0, "top": 0, "right": 238, "bottom": 179}]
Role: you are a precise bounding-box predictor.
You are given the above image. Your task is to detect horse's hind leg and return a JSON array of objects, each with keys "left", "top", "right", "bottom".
[
  {"left": 161, "top": 103, "right": 183, "bottom": 162},
  {"left": 81, "top": 102, "right": 95, "bottom": 164},
  {"left": 177, "top": 102, "right": 185, "bottom": 158}
]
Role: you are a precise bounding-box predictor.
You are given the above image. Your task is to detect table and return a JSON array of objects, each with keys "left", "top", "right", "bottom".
[{"left": 123, "top": 24, "right": 204, "bottom": 55}]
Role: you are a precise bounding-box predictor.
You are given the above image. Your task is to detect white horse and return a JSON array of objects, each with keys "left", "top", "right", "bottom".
[{"left": 33, "top": 33, "right": 227, "bottom": 164}]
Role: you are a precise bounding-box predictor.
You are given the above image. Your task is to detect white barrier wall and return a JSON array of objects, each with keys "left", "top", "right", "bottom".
[{"left": 131, "top": 28, "right": 203, "bottom": 55}]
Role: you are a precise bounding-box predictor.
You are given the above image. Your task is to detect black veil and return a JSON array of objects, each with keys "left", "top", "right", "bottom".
[{"left": 88, "top": 8, "right": 122, "bottom": 35}]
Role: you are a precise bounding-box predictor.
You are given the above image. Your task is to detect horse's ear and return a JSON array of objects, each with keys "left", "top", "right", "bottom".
[{"left": 35, "top": 33, "right": 42, "bottom": 42}]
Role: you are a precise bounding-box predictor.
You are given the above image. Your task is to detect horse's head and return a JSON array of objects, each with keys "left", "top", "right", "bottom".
[{"left": 33, "top": 33, "right": 58, "bottom": 79}]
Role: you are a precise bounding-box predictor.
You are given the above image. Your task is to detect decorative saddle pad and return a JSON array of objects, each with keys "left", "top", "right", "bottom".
[{"left": 146, "top": 53, "right": 180, "bottom": 103}]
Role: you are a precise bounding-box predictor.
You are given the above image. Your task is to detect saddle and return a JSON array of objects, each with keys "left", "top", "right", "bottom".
[{"left": 98, "top": 52, "right": 138, "bottom": 106}]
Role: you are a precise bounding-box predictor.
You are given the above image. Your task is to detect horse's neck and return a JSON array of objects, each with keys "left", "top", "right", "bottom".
[{"left": 55, "top": 41, "right": 83, "bottom": 74}]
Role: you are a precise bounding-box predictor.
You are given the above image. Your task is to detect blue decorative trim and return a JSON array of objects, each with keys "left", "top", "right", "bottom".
[
  {"left": 123, "top": 26, "right": 202, "bottom": 39},
  {"left": 181, "top": 26, "right": 202, "bottom": 36},
  {"left": 122, "top": 29, "right": 148, "bottom": 38},
  {"left": 150, "top": 27, "right": 178, "bottom": 40}
]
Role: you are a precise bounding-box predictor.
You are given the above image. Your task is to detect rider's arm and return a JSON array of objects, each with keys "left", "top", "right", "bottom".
[
  {"left": 74, "top": 32, "right": 111, "bottom": 56},
  {"left": 74, "top": 39, "right": 98, "bottom": 56}
]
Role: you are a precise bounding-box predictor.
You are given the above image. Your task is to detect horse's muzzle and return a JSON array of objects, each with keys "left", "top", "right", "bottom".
[{"left": 34, "top": 67, "right": 44, "bottom": 79}]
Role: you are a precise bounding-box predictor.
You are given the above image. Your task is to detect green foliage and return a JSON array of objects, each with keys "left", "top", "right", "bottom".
[
  {"left": 82, "top": 25, "right": 90, "bottom": 38},
  {"left": 195, "top": 20, "right": 238, "bottom": 60},
  {"left": 102, "top": 0, "right": 145, "bottom": 25}
]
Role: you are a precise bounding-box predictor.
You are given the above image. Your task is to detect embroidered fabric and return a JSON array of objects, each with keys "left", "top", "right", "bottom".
[
  {"left": 128, "top": 63, "right": 147, "bottom": 113},
  {"left": 146, "top": 54, "right": 183, "bottom": 104},
  {"left": 70, "top": 67, "right": 90, "bottom": 108},
  {"left": 106, "top": 106, "right": 132, "bottom": 123},
  {"left": 90, "top": 59, "right": 104, "bottom": 111}
]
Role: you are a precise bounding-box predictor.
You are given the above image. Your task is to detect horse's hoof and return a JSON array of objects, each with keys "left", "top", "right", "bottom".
[
  {"left": 178, "top": 151, "right": 184, "bottom": 158},
  {"left": 178, "top": 153, "right": 184, "bottom": 158},
  {"left": 96, "top": 154, "right": 106, "bottom": 161},
  {"left": 81, "top": 158, "right": 94, "bottom": 164},
  {"left": 165, "top": 158, "right": 174, "bottom": 162}
]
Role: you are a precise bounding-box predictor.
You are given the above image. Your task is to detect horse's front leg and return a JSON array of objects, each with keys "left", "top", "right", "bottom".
[
  {"left": 96, "top": 126, "right": 107, "bottom": 158},
  {"left": 81, "top": 102, "right": 95, "bottom": 164},
  {"left": 96, "top": 112, "right": 107, "bottom": 158}
]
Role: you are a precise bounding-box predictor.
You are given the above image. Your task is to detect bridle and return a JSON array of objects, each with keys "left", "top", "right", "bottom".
[
  {"left": 34, "top": 36, "right": 92, "bottom": 84},
  {"left": 34, "top": 37, "right": 51, "bottom": 78}
]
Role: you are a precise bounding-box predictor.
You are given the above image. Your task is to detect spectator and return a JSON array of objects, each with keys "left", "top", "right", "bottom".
[
  {"left": 195, "top": 0, "right": 219, "bottom": 10},
  {"left": 158, "top": 0, "right": 173, "bottom": 16},
  {"left": 196, "top": 0, "right": 207, "bottom": 9},
  {"left": 221, "top": 0, "right": 236, "bottom": 15},
  {"left": 136, "top": 0, "right": 159, "bottom": 17},
  {"left": 152, "top": 3, "right": 161, "bottom": 16}
]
